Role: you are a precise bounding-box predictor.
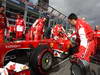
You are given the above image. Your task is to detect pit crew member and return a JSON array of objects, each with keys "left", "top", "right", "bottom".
[
  {"left": 51, "top": 24, "right": 67, "bottom": 40},
  {"left": 67, "top": 13, "right": 95, "bottom": 62},
  {"left": 26, "top": 18, "right": 46, "bottom": 40},
  {"left": 15, "top": 13, "right": 26, "bottom": 40},
  {"left": 0, "top": 5, "right": 7, "bottom": 43}
]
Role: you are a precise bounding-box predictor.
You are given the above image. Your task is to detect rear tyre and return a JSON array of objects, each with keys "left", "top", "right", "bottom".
[{"left": 29, "top": 45, "right": 53, "bottom": 75}]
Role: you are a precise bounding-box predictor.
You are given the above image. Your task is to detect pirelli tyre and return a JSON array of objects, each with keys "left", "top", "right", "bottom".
[
  {"left": 29, "top": 45, "right": 53, "bottom": 75},
  {"left": 70, "top": 59, "right": 91, "bottom": 75}
]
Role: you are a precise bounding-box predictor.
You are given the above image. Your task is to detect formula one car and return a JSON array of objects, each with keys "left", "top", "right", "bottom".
[
  {"left": 1, "top": 20, "right": 73, "bottom": 75},
  {"left": 1, "top": 35, "right": 72, "bottom": 75},
  {"left": 0, "top": 40, "right": 54, "bottom": 75}
]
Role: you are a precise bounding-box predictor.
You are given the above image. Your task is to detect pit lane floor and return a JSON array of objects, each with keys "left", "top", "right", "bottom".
[
  {"left": 49, "top": 58, "right": 71, "bottom": 75},
  {"left": 49, "top": 58, "right": 100, "bottom": 75},
  {"left": 31, "top": 57, "right": 100, "bottom": 75}
]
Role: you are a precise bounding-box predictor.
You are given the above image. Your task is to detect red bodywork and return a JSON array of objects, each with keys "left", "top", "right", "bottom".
[{"left": 0, "top": 38, "right": 72, "bottom": 67}]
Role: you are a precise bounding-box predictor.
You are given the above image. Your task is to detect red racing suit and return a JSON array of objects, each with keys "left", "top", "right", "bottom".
[
  {"left": 51, "top": 24, "right": 67, "bottom": 40},
  {"left": 0, "top": 13, "right": 7, "bottom": 43},
  {"left": 27, "top": 18, "right": 45, "bottom": 40},
  {"left": 15, "top": 18, "right": 26, "bottom": 39},
  {"left": 74, "top": 18, "right": 95, "bottom": 62}
]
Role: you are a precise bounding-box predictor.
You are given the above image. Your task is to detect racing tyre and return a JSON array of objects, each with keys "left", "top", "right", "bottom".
[{"left": 29, "top": 45, "right": 53, "bottom": 75}]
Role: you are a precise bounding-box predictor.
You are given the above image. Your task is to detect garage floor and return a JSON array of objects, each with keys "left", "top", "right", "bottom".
[{"left": 49, "top": 58, "right": 71, "bottom": 75}]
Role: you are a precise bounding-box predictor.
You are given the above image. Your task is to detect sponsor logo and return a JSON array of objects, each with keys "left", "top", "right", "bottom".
[{"left": 6, "top": 45, "right": 21, "bottom": 48}]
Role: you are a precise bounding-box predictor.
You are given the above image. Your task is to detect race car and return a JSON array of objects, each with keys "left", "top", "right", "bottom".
[
  {"left": 0, "top": 37, "right": 72, "bottom": 75},
  {"left": 2, "top": 20, "right": 73, "bottom": 75},
  {"left": 0, "top": 40, "right": 54, "bottom": 75}
]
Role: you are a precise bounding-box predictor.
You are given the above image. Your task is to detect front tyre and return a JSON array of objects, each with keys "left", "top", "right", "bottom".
[
  {"left": 41, "top": 52, "right": 53, "bottom": 71},
  {"left": 29, "top": 45, "right": 53, "bottom": 75}
]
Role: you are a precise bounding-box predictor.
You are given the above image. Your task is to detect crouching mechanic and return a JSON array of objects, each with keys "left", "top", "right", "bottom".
[
  {"left": 68, "top": 13, "right": 96, "bottom": 75},
  {"left": 51, "top": 24, "right": 70, "bottom": 57},
  {"left": 51, "top": 24, "right": 67, "bottom": 40}
]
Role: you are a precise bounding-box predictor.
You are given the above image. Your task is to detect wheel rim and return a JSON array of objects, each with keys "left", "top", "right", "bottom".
[{"left": 41, "top": 52, "right": 52, "bottom": 70}]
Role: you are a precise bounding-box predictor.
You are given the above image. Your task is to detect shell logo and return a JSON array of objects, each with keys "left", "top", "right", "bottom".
[
  {"left": 50, "top": 43, "right": 54, "bottom": 48},
  {"left": 67, "top": 45, "right": 70, "bottom": 49}
]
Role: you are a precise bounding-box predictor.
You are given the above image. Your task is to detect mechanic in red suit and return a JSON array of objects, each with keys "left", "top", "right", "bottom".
[
  {"left": 51, "top": 24, "right": 67, "bottom": 40},
  {"left": 29, "top": 17, "right": 46, "bottom": 40},
  {"left": 0, "top": 6, "right": 7, "bottom": 43},
  {"left": 15, "top": 13, "right": 26, "bottom": 40},
  {"left": 67, "top": 13, "right": 95, "bottom": 62}
]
